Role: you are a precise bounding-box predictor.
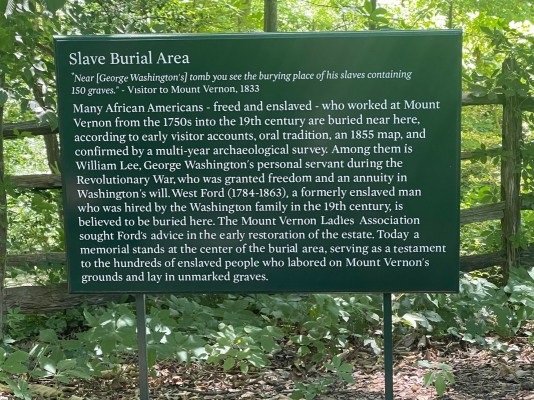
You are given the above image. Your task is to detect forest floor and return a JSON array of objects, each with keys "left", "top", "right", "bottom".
[{"left": 2, "top": 335, "right": 533, "bottom": 400}]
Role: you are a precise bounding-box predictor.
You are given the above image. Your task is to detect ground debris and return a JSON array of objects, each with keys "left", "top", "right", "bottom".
[{"left": 1, "top": 338, "right": 533, "bottom": 399}]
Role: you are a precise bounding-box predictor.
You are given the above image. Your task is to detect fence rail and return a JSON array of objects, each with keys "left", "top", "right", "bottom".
[{"left": 0, "top": 89, "right": 533, "bottom": 313}]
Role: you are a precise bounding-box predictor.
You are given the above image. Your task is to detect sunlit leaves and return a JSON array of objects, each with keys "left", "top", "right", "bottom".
[{"left": 1, "top": 0, "right": 15, "bottom": 16}]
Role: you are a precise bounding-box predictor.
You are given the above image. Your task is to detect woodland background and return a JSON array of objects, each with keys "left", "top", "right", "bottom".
[{"left": 0, "top": 0, "right": 533, "bottom": 399}]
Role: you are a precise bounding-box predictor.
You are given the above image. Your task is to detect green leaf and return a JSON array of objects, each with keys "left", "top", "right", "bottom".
[
  {"left": 424, "top": 311, "right": 443, "bottom": 322},
  {"left": 100, "top": 334, "right": 117, "bottom": 355},
  {"left": 67, "top": 368, "right": 93, "bottom": 379},
  {"left": 417, "top": 360, "right": 433, "bottom": 369},
  {"left": 117, "top": 314, "right": 135, "bottom": 329},
  {"left": 363, "top": 0, "right": 373, "bottom": 14},
  {"left": 260, "top": 335, "right": 278, "bottom": 352},
  {"left": 480, "top": 26, "right": 494, "bottom": 36},
  {"left": 39, "top": 356, "right": 57, "bottom": 374},
  {"left": 401, "top": 312, "right": 428, "bottom": 329},
  {"left": 239, "top": 361, "right": 249, "bottom": 374},
  {"left": 223, "top": 357, "right": 235, "bottom": 371},
  {"left": 147, "top": 347, "right": 157, "bottom": 368},
  {"left": 30, "top": 369, "right": 49, "bottom": 379},
  {"left": 55, "top": 374, "right": 71, "bottom": 384},
  {"left": 444, "top": 371, "right": 456, "bottom": 384},
  {"left": 434, "top": 374, "right": 447, "bottom": 396},
  {"left": 247, "top": 353, "right": 267, "bottom": 368},
  {"left": 297, "top": 345, "right": 310, "bottom": 357},
  {"left": 57, "top": 359, "right": 77, "bottom": 371},
  {"left": 372, "top": 7, "right": 388, "bottom": 16},
  {"left": 39, "top": 328, "right": 59, "bottom": 343},
  {"left": 339, "top": 371, "right": 354, "bottom": 383},
  {"left": 331, "top": 355, "right": 341, "bottom": 367},
  {"left": 338, "top": 363, "right": 352, "bottom": 373},
  {"left": 436, "top": 363, "right": 453, "bottom": 371},
  {"left": 6, "top": 350, "right": 30, "bottom": 365},
  {"left": 37, "top": 110, "right": 59, "bottom": 131},
  {"left": 3, "top": 351, "right": 30, "bottom": 374},
  {"left": 6, "top": 378, "right": 31, "bottom": 400},
  {"left": 466, "top": 318, "right": 487, "bottom": 336},
  {"left": 423, "top": 371, "right": 435, "bottom": 387},
  {"left": 83, "top": 310, "right": 97, "bottom": 326}
]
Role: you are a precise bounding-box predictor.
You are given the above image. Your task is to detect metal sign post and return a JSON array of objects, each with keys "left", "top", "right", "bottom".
[
  {"left": 136, "top": 294, "right": 150, "bottom": 400},
  {"left": 383, "top": 293, "right": 394, "bottom": 400}
]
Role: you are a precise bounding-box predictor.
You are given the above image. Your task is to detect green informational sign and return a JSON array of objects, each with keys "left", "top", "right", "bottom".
[{"left": 55, "top": 31, "right": 461, "bottom": 294}]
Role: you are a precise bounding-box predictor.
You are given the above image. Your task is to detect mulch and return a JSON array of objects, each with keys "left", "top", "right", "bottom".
[{"left": 2, "top": 337, "right": 533, "bottom": 399}]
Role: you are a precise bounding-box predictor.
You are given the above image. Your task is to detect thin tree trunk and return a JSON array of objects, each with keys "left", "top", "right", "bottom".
[
  {"left": 447, "top": 1, "right": 454, "bottom": 29},
  {"left": 264, "top": 0, "right": 277, "bottom": 32},
  {"left": 368, "top": 0, "right": 377, "bottom": 30},
  {"left": 501, "top": 58, "right": 523, "bottom": 283},
  {"left": 44, "top": 134, "right": 61, "bottom": 172},
  {"left": 0, "top": 74, "right": 7, "bottom": 339}
]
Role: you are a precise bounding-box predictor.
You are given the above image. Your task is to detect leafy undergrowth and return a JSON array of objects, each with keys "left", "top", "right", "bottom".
[{"left": 0, "top": 267, "right": 533, "bottom": 399}]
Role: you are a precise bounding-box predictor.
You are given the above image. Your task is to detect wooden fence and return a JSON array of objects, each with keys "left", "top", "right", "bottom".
[{"left": 0, "top": 85, "right": 533, "bottom": 314}]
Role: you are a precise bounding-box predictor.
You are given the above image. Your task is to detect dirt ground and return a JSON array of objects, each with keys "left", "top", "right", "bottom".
[{"left": 2, "top": 337, "right": 533, "bottom": 400}]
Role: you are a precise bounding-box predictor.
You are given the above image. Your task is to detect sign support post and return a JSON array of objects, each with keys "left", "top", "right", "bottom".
[
  {"left": 135, "top": 294, "right": 150, "bottom": 400},
  {"left": 383, "top": 293, "right": 394, "bottom": 400}
]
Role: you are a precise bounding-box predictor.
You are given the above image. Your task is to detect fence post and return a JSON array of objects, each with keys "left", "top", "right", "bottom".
[
  {"left": 0, "top": 74, "right": 7, "bottom": 339},
  {"left": 501, "top": 57, "right": 523, "bottom": 282}
]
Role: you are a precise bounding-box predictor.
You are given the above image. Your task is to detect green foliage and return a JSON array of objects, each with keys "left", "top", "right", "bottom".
[
  {"left": 2, "top": 378, "right": 31, "bottom": 400},
  {"left": 0, "top": 0, "right": 60, "bottom": 123},
  {"left": 291, "top": 377, "right": 335, "bottom": 400},
  {"left": 0, "top": 324, "right": 94, "bottom": 398},
  {"left": 418, "top": 360, "right": 455, "bottom": 397},
  {"left": 0, "top": 266, "right": 532, "bottom": 396},
  {"left": 41, "top": 0, "right": 67, "bottom": 14},
  {"left": 324, "top": 354, "right": 353, "bottom": 383},
  {"left": 204, "top": 323, "right": 282, "bottom": 373},
  {"left": 7, "top": 189, "right": 63, "bottom": 255},
  {"left": 6, "top": 308, "right": 83, "bottom": 344},
  {"left": 80, "top": 304, "right": 138, "bottom": 362},
  {"left": 396, "top": 267, "right": 534, "bottom": 345},
  {"left": 31, "top": 328, "right": 95, "bottom": 384},
  {"left": 0, "top": 0, "right": 533, "bottom": 398},
  {"left": 0, "top": 293, "right": 381, "bottom": 396}
]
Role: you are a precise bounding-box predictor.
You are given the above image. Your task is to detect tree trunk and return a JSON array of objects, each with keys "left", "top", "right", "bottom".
[
  {"left": 368, "top": 0, "right": 377, "bottom": 30},
  {"left": 501, "top": 58, "right": 523, "bottom": 283},
  {"left": 264, "top": 0, "right": 277, "bottom": 32},
  {"left": 0, "top": 74, "right": 7, "bottom": 338},
  {"left": 447, "top": 1, "right": 454, "bottom": 29},
  {"left": 44, "top": 134, "right": 61, "bottom": 173}
]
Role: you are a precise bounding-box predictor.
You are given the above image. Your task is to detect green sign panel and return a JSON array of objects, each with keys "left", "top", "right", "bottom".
[{"left": 55, "top": 31, "right": 461, "bottom": 294}]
